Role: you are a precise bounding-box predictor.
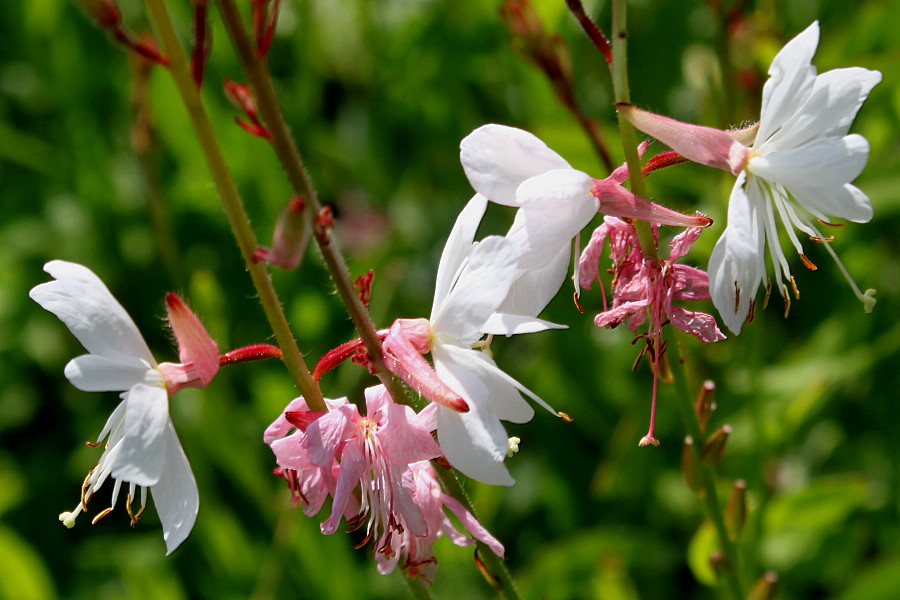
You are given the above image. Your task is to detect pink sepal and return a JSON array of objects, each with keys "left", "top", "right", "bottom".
[{"left": 617, "top": 103, "right": 750, "bottom": 176}]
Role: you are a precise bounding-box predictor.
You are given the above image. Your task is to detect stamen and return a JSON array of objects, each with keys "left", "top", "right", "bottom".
[
  {"left": 799, "top": 254, "right": 818, "bottom": 271},
  {"left": 733, "top": 283, "right": 741, "bottom": 314},
  {"left": 744, "top": 299, "right": 755, "bottom": 326},
  {"left": 80, "top": 466, "right": 98, "bottom": 511},
  {"left": 91, "top": 507, "right": 114, "bottom": 525},
  {"left": 790, "top": 276, "right": 800, "bottom": 300},
  {"left": 573, "top": 291, "right": 585, "bottom": 314},
  {"left": 557, "top": 411, "right": 573, "bottom": 423},
  {"left": 85, "top": 440, "right": 102, "bottom": 448},
  {"left": 782, "top": 283, "right": 791, "bottom": 318},
  {"left": 763, "top": 280, "right": 771, "bottom": 310},
  {"left": 125, "top": 493, "right": 145, "bottom": 527},
  {"left": 817, "top": 219, "right": 846, "bottom": 228},
  {"left": 809, "top": 236, "right": 835, "bottom": 243}
]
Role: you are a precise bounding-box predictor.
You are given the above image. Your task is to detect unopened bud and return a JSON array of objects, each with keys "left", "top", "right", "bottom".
[
  {"left": 725, "top": 479, "right": 747, "bottom": 541},
  {"left": 700, "top": 424, "right": 731, "bottom": 465},
  {"left": 218, "top": 343, "right": 283, "bottom": 365},
  {"left": 314, "top": 206, "right": 334, "bottom": 245},
  {"left": 709, "top": 550, "right": 731, "bottom": 576},
  {"left": 224, "top": 79, "right": 257, "bottom": 115},
  {"left": 694, "top": 380, "right": 715, "bottom": 433},
  {"left": 354, "top": 270, "right": 374, "bottom": 309},
  {"left": 747, "top": 571, "right": 778, "bottom": 600},
  {"left": 258, "top": 196, "right": 309, "bottom": 270},
  {"left": 682, "top": 436, "right": 702, "bottom": 494}
]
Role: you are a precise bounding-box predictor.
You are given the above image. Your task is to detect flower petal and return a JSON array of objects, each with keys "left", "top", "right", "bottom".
[
  {"left": 789, "top": 181, "right": 872, "bottom": 224},
  {"left": 29, "top": 261, "right": 155, "bottom": 364},
  {"left": 481, "top": 313, "right": 567, "bottom": 336},
  {"left": 460, "top": 124, "right": 572, "bottom": 206},
  {"left": 750, "top": 134, "right": 869, "bottom": 192},
  {"left": 64, "top": 354, "right": 155, "bottom": 392},
  {"left": 111, "top": 382, "right": 171, "bottom": 486},
  {"left": 441, "top": 493, "right": 505, "bottom": 557},
  {"left": 433, "top": 194, "right": 488, "bottom": 313},
  {"left": 668, "top": 306, "right": 726, "bottom": 343},
  {"left": 153, "top": 421, "right": 199, "bottom": 555}
]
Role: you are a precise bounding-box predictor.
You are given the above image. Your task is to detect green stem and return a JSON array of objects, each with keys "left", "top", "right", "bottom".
[
  {"left": 214, "top": 0, "right": 408, "bottom": 404},
  {"left": 405, "top": 577, "right": 435, "bottom": 600},
  {"left": 667, "top": 328, "right": 745, "bottom": 600},
  {"left": 609, "top": 0, "right": 657, "bottom": 260},
  {"left": 142, "top": 0, "right": 326, "bottom": 412}
]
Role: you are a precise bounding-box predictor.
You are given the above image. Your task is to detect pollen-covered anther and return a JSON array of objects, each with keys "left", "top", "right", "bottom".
[
  {"left": 763, "top": 280, "right": 772, "bottom": 310},
  {"left": 558, "top": 411, "right": 573, "bottom": 423},
  {"left": 810, "top": 235, "right": 835, "bottom": 243},
  {"left": 782, "top": 283, "right": 792, "bottom": 319},
  {"left": 91, "top": 507, "right": 114, "bottom": 525},
  {"left": 790, "top": 276, "right": 800, "bottom": 300},
  {"left": 745, "top": 299, "right": 756, "bottom": 326},
  {"left": 799, "top": 254, "right": 818, "bottom": 271}
]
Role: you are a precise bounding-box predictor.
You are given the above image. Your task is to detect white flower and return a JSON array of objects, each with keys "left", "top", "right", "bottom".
[
  {"left": 620, "top": 22, "right": 881, "bottom": 333},
  {"left": 30, "top": 261, "right": 201, "bottom": 554}
]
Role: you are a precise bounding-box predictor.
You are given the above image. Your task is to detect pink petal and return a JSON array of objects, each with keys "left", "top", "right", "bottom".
[{"left": 668, "top": 306, "right": 726, "bottom": 343}]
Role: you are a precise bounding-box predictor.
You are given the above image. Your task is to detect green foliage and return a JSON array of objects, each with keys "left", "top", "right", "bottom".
[{"left": 1, "top": 0, "right": 898, "bottom": 599}]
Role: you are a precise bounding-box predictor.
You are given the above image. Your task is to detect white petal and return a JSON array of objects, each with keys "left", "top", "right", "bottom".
[
  {"left": 481, "top": 313, "right": 567, "bottom": 336},
  {"left": 763, "top": 67, "right": 882, "bottom": 151},
  {"left": 497, "top": 243, "right": 570, "bottom": 318},
  {"left": 152, "top": 421, "right": 199, "bottom": 555},
  {"left": 111, "top": 383, "right": 170, "bottom": 487},
  {"left": 432, "top": 236, "right": 520, "bottom": 343},
  {"left": 507, "top": 169, "right": 597, "bottom": 270},
  {"left": 749, "top": 134, "right": 869, "bottom": 191},
  {"left": 460, "top": 124, "right": 572, "bottom": 206},
  {"left": 789, "top": 182, "right": 872, "bottom": 224},
  {"left": 433, "top": 194, "right": 488, "bottom": 314},
  {"left": 757, "top": 22, "right": 820, "bottom": 144},
  {"left": 64, "top": 355, "right": 157, "bottom": 392},
  {"left": 433, "top": 346, "right": 513, "bottom": 486},
  {"left": 708, "top": 174, "right": 764, "bottom": 335},
  {"left": 29, "top": 261, "right": 156, "bottom": 364}
]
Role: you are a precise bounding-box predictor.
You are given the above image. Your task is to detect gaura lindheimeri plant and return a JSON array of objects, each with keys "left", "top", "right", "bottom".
[
  {"left": 618, "top": 21, "right": 881, "bottom": 334},
  {"left": 31, "top": 260, "right": 280, "bottom": 554},
  {"left": 579, "top": 218, "right": 725, "bottom": 445}
]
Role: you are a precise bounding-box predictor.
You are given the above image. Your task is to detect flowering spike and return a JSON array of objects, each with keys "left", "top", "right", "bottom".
[{"left": 218, "top": 343, "right": 283, "bottom": 365}]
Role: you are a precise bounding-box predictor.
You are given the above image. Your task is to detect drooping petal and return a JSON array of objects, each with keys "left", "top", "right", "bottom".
[
  {"left": 111, "top": 382, "right": 171, "bottom": 487},
  {"left": 29, "top": 261, "right": 155, "bottom": 365},
  {"left": 432, "top": 345, "right": 513, "bottom": 486},
  {"left": 433, "top": 194, "right": 488, "bottom": 313},
  {"left": 506, "top": 169, "right": 597, "bottom": 270},
  {"left": 321, "top": 442, "right": 367, "bottom": 535},
  {"left": 617, "top": 104, "right": 749, "bottom": 175},
  {"left": 152, "top": 421, "right": 199, "bottom": 555},
  {"left": 431, "top": 236, "right": 520, "bottom": 344},
  {"left": 460, "top": 124, "right": 572, "bottom": 206},
  {"left": 668, "top": 306, "right": 726, "bottom": 343},
  {"left": 64, "top": 354, "right": 155, "bottom": 392},
  {"left": 757, "top": 22, "right": 820, "bottom": 145},
  {"left": 441, "top": 493, "right": 505, "bottom": 557}
]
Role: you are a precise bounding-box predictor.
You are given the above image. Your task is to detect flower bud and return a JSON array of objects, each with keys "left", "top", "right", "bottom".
[
  {"left": 747, "top": 571, "right": 778, "bottom": 600},
  {"left": 725, "top": 479, "right": 747, "bottom": 541},
  {"left": 694, "top": 380, "right": 715, "bottom": 433},
  {"left": 700, "top": 424, "right": 731, "bottom": 465},
  {"left": 682, "top": 436, "right": 702, "bottom": 494},
  {"left": 256, "top": 196, "right": 309, "bottom": 270}
]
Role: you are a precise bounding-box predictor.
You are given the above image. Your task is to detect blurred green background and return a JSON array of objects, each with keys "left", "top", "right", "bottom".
[{"left": 1, "top": 1, "right": 898, "bottom": 599}]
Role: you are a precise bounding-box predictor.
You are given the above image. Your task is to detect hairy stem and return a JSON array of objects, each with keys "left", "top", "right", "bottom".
[
  {"left": 142, "top": 0, "right": 326, "bottom": 411},
  {"left": 609, "top": 0, "right": 657, "bottom": 260},
  {"left": 214, "top": 0, "right": 408, "bottom": 404},
  {"left": 667, "top": 328, "right": 745, "bottom": 600}
]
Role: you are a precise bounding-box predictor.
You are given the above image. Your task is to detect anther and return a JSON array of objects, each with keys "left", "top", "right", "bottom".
[
  {"left": 782, "top": 283, "right": 791, "bottom": 318},
  {"left": 85, "top": 440, "right": 102, "bottom": 448},
  {"left": 573, "top": 291, "right": 585, "bottom": 314},
  {"left": 799, "top": 254, "right": 818, "bottom": 271},
  {"left": 809, "top": 235, "right": 834, "bottom": 243},
  {"left": 91, "top": 507, "right": 114, "bottom": 525},
  {"left": 817, "top": 219, "right": 845, "bottom": 228},
  {"left": 763, "top": 280, "right": 772, "bottom": 310},
  {"left": 733, "top": 283, "right": 741, "bottom": 314},
  {"left": 790, "top": 276, "right": 800, "bottom": 300},
  {"left": 745, "top": 299, "right": 756, "bottom": 326}
]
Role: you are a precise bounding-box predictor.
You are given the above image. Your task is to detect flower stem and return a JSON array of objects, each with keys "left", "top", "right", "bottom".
[
  {"left": 142, "top": 0, "right": 326, "bottom": 412},
  {"left": 609, "top": 0, "right": 657, "bottom": 260},
  {"left": 214, "top": 0, "right": 408, "bottom": 405},
  {"left": 666, "top": 328, "right": 745, "bottom": 600}
]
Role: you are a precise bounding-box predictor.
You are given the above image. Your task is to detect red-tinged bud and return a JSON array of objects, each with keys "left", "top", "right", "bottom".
[
  {"left": 725, "top": 479, "right": 747, "bottom": 541},
  {"left": 218, "top": 343, "right": 283, "bottom": 365},
  {"left": 259, "top": 196, "right": 309, "bottom": 270},
  {"left": 592, "top": 179, "right": 713, "bottom": 228},
  {"left": 747, "top": 571, "right": 778, "bottom": 600},
  {"left": 355, "top": 270, "right": 374, "bottom": 309},
  {"left": 694, "top": 380, "right": 715, "bottom": 433},
  {"left": 251, "top": 0, "right": 281, "bottom": 57},
  {"left": 223, "top": 79, "right": 258, "bottom": 115},
  {"left": 642, "top": 150, "right": 689, "bottom": 176},
  {"left": 284, "top": 410, "right": 327, "bottom": 432},
  {"left": 314, "top": 206, "right": 334, "bottom": 245},
  {"left": 235, "top": 117, "right": 272, "bottom": 140},
  {"left": 700, "top": 424, "right": 731, "bottom": 465},
  {"left": 314, "top": 330, "right": 390, "bottom": 380}
]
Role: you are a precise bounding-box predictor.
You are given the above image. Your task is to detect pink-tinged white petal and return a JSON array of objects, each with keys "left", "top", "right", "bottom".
[
  {"left": 152, "top": 421, "right": 199, "bottom": 555},
  {"left": 165, "top": 293, "right": 219, "bottom": 388},
  {"left": 481, "top": 313, "right": 567, "bottom": 336},
  {"left": 304, "top": 405, "right": 357, "bottom": 467},
  {"left": 321, "top": 442, "right": 367, "bottom": 535},
  {"left": 112, "top": 382, "right": 171, "bottom": 487},
  {"left": 441, "top": 494, "right": 505, "bottom": 557},
  {"left": 432, "top": 236, "right": 519, "bottom": 344},
  {"left": 578, "top": 221, "right": 613, "bottom": 290},
  {"left": 617, "top": 104, "right": 749, "bottom": 175},
  {"left": 378, "top": 402, "right": 442, "bottom": 465},
  {"left": 668, "top": 226, "right": 703, "bottom": 262},
  {"left": 668, "top": 306, "right": 726, "bottom": 343},
  {"left": 64, "top": 354, "right": 156, "bottom": 392},
  {"left": 460, "top": 124, "right": 572, "bottom": 206},
  {"left": 433, "top": 194, "right": 488, "bottom": 308},
  {"left": 29, "top": 261, "right": 155, "bottom": 365},
  {"left": 672, "top": 265, "right": 712, "bottom": 301},
  {"left": 756, "top": 22, "right": 820, "bottom": 144},
  {"left": 507, "top": 169, "right": 597, "bottom": 270},
  {"left": 592, "top": 179, "right": 713, "bottom": 227}
]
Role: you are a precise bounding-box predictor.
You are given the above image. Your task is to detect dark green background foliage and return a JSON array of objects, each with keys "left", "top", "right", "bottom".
[{"left": 1, "top": 1, "right": 898, "bottom": 598}]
